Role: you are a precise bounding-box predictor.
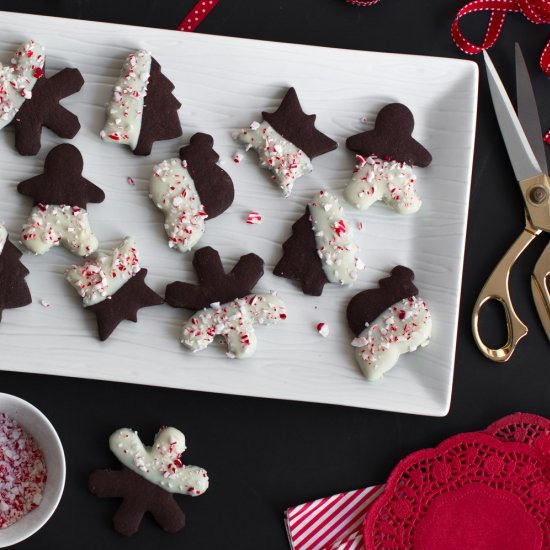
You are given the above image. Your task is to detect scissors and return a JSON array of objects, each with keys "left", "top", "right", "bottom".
[{"left": 472, "top": 44, "right": 550, "bottom": 362}]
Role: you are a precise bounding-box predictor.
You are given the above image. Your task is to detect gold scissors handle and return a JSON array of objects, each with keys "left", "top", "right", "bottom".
[
  {"left": 531, "top": 240, "right": 550, "bottom": 340},
  {"left": 472, "top": 225, "right": 541, "bottom": 362}
]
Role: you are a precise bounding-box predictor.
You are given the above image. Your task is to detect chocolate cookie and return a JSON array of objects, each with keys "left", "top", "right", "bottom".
[
  {"left": 89, "top": 426, "right": 208, "bottom": 536},
  {"left": 0, "top": 39, "right": 84, "bottom": 155},
  {"left": 347, "top": 266, "right": 432, "bottom": 381},
  {"left": 65, "top": 238, "right": 163, "bottom": 341},
  {"left": 344, "top": 104, "right": 432, "bottom": 214},
  {"left": 234, "top": 87, "right": 337, "bottom": 197},
  {"left": 347, "top": 266, "right": 418, "bottom": 336},
  {"left": 100, "top": 50, "right": 182, "bottom": 155},
  {"left": 346, "top": 103, "right": 432, "bottom": 167},
  {"left": 274, "top": 190, "right": 363, "bottom": 296},
  {"left": 165, "top": 246, "right": 263, "bottom": 310},
  {"left": 17, "top": 144, "right": 105, "bottom": 257},
  {"left": 149, "top": 133, "right": 234, "bottom": 253},
  {"left": 166, "top": 246, "right": 286, "bottom": 359},
  {"left": 0, "top": 225, "right": 32, "bottom": 322}
]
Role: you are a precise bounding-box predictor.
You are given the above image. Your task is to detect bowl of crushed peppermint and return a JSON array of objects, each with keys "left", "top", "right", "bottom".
[{"left": 0, "top": 393, "right": 65, "bottom": 547}]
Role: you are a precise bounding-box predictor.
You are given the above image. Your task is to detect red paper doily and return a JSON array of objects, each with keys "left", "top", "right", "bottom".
[
  {"left": 363, "top": 431, "right": 550, "bottom": 550},
  {"left": 485, "top": 412, "right": 550, "bottom": 462}
]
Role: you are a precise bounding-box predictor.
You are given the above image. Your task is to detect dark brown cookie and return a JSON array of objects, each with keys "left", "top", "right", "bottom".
[
  {"left": 262, "top": 87, "right": 337, "bottom": 159},
  {"left": 87, "top": 269, "right": 163, "bottom": 341},
  {"left": 133, "top": 58, "right": 182, "bottom": 156},
  {"left": 12, "top": 67, "right": 84, "bottom": 156},
  {"left": 273, "top": 206, "right": 329, "bottom": 296},
  {"left": 346, "top": 104, "right": 432, "bottom": 167},
  {"left": 347, "top": 266, "right": 418, "bottom": 336},
  {"left": 180, "top": 133, "right": 234, "bottom": 219},
  {"left": 165, "top": 246, "right": 264, "bottom": 310},
  {"left": 17, "top": 144, "right": 105, "bottom": 208},
  {"left": 0, "top": 237, "right": 32, "bottom": 322},
  {"left": 89, "top": 467, "right": 185, "bottom": 536}
]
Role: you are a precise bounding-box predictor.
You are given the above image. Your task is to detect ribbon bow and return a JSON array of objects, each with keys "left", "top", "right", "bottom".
[{"left": 451, "top": 0, "right": 550, "bottom": 75}]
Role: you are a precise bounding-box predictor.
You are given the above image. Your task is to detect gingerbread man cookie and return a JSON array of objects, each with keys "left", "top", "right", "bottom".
[
  {"left": 345, "top": 104, "right": 432, "bottom": 214},
  {"left": 89, "top": 426, "right": 208, "bottom": 536}
]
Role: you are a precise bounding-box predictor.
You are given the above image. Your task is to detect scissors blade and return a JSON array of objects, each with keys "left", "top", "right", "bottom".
[
  {"left": 516, "top": 44, "right": 548, "bottom": 175},
  {"left": 484, "top": 51, "right": 542, "bottom": 182}
]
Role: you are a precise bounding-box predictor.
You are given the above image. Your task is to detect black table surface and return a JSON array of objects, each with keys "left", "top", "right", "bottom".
[{"left": 1, "top": 1, "right": 549, "bottom": 548}]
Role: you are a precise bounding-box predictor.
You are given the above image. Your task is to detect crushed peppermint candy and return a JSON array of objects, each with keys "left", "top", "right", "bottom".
[
  {"left": 357, "top": 221, "right": 364, "bottom": 232},
  {"left": 308, "top": 190, "right": 363, "bottom": 285},
  {"left": 234, "top": 120, "right": 312, "bottom": 197},
  {"left": 316, "top": 322, "right": 330, "bottom": 337},
  {"left": 246, "top": 211, "right": 262, "bottom": 225},
  {"left": 109, "top": 427, "right": 209, "bottom": 496},
  {"left": 0, "top": 413, "right": 47, "bottom": 529},
  {"left": 232, "top": 152, "right": 244, "bottom": 163},
  {"left": 344, "top": 154, "right": 421, "bottom": 214},
  {"left": 127, "top": 176, "right": 136, "bottom": 186},
  {"left": 40, "top": 300, "right": 51, "bottom": 309},
  {"left": 65, "top": 237, "right": 140, "bottom": 307},
  {"left": 0, "top": 40, "right": 45, "bottom": 130}
]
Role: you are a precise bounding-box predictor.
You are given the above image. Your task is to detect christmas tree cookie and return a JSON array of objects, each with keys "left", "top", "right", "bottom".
[
  {"left": 149, "top": 133, "right": 234, "bottom": 252},
  {"left": 347, "top": 266, "right": 431, "bottom": 380},
  {"left": 345, "top": 104, "right": 432, "bottom": 214},
  {"left": 234, "top": 87, "right": 337, "bottom": 197},
  {"left": 166, "top": 246, "right": 286, "bottom": 358},
  {"left": 89, "top": 426, "right": 208, "bottom": 536},
  {"left": 65, "top": 238, "right": 163, "bottom": 341},
  {"left": 0, "top": 223, "right": 32, "bottom": 322},
  {"left": 0, "top": 39, "right": 84, "bottom": 155},
  {"left": 18, "top": 144, "right": 105, "bottom": 257},
  {"left": 100, "top": 50, "right": 182, "bottom": 155},
  {"left": 274, "top": 190, "right": 364, "bottom": 296}
]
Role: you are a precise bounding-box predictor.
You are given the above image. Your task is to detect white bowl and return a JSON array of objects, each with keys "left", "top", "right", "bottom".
[{"left": 0, "top": 393, "right": 65, "bottom": 547}]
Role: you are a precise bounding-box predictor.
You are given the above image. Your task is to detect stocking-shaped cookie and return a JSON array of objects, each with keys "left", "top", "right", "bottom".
[
  {"left": 0, "top": 39, "right": 84, "bottom": 155},
  {"left": 18, "top": 144, "right": 105, "bottom": 257},
  {"left": 347, "top": 266, "right": 431, "bottom": 380},
  {"left": 65, "top": 237, "right": 163, "bottom": 340},
  {"left": 234, "top": 87, "right": 337, "bottom": 197},
  {"left": 89, "top": 426, "right": 208, "bottom": 536},
  {"left": 0, "top": 224, "right": 32, "bottom": 322},
  {"left": 165, "top": 246, "right": 286, "bottom": 358},
  {"left": 100, "top": 50, "right": 182, "bottom": 155},
  {"left": 345, "top": 104, "right": 432, "bottom": 214},
  {"left": 149, "top": 133, "right": 234, "bottom": 252},
  {"left": 274, "top": 190, "right": 364, "bottom": 296}
]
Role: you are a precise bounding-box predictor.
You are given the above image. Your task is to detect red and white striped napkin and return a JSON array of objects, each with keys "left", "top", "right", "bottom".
[{"left": 284, "top": 485, "right": 384, "bottom": 550}]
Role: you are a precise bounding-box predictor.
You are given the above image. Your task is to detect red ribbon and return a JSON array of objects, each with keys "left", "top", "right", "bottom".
[
  {"left": 451, "top": 0, "right": 550, "bottom": 76},
  {"left": 346, "top": 0, "right": 382, "bottom": 5},
  {"left": 178, "top": 0, "right": 219, "bottom": 32}
]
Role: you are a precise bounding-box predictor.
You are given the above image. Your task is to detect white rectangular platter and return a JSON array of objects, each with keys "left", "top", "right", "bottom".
[{"left": 0, "top": 11, "right": 478, "bottom": 416}]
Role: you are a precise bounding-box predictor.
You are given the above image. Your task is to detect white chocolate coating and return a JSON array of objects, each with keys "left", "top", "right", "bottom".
[
  {"left": 100, "top": 50, "right": 151, "bottom": 149},
  {"left": 345, "top": 155, "right": 421, "bottom": 214},
  {"left": 182, "top": 293, "right": 286, "bottom": 358},
  {"left": 352, "top": 296, "right": 431, "bottom": 381},
  {"left": 309, "top": 190, "right": 363, "bottom": 285},
  {"left": 65, "top": 237, "right": 140, "bottom": 307},
  {"left": 21, "top": 205, "right": 99, "bottom": 257},
  {"left": 109, "top": 427, "right": 209, "bottom": 496},
  {"left": 149, "top": 158, "right": 207, "bottom": 252},
  {"left": 0, "top": 224, "right": 7, "bottom": 255},
  {"left": 0, "top": 39, "right": 45, "bottom": 130},
  {"left": 235, "top": 121, "right": 312, "bottom": 197}
]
